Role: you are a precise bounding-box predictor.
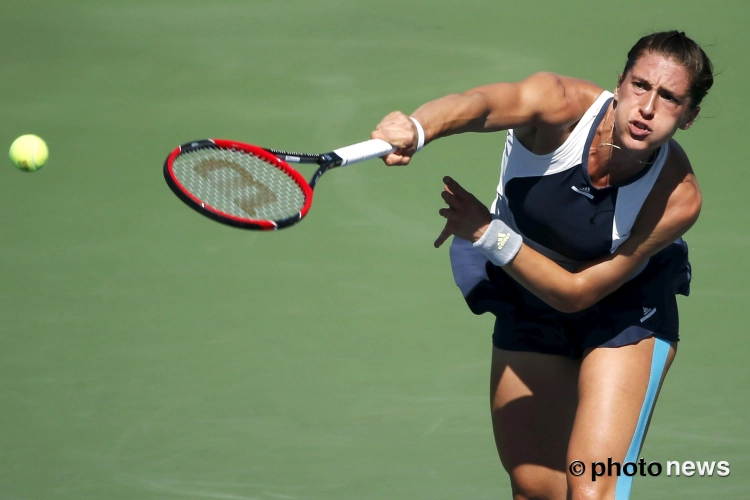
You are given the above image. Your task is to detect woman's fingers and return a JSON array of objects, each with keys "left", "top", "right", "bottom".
[
  {"left": 382, "top": 152, "right": 411, "bottom": 166},
  {"left": 436, "top": 176, "right": 493, "bottom": 245},
  {"left": 443, "top": 176, "right": 469, "bottom": 197},
  {"left": 371, "top": 111, "right": 417, "bottom": 165},
  {"left": 434, "top": 222, "right": 453, "bottom": 248}
]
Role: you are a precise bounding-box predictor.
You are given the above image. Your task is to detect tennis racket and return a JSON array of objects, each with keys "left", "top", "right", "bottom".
[{"left": 163, "top": 138, "right": 396, "bottom": 230}]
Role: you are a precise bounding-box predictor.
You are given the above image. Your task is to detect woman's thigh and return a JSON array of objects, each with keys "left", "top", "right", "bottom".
[
  {"left": 567, "top": 337, "right": 677, "bottom": 500},
  {"left": 490, "top": 347, "right": 580, "bottom": 500}
]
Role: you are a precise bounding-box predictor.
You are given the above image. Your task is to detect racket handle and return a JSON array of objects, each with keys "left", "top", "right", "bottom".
[{"left": 333, "top": 139, "right": 396, "bottom": 166}]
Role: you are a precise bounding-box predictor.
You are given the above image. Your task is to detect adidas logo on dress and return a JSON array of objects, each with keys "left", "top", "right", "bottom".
[
  {"left": 571, "top": 186, "right": 594, "bottom": 199},
  {"left": 640, "top": 307, "right": 656, "bottom": 322}
]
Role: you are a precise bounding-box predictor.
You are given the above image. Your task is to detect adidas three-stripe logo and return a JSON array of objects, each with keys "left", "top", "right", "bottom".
[
  {"left": 640, "top": 307, "right": 656, "bottom": 323},
  {"left": 571, "top": 186, "right": 594, "bottom": 199},
  {"left": 497, "top": 232, "right": 510, "bottom": 250}
]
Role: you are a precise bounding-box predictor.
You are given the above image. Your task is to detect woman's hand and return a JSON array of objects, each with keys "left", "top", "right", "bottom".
[
  {"left": 434, "top": 176, "right": 492, "bottom": 248},
  {"left": 370, "top": 111, "right": 419, "bottom": 165}
]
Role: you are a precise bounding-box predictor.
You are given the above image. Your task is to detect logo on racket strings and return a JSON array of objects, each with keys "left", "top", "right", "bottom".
[{"left": 194, "top": 158, "right": 277, "bottom": 217}]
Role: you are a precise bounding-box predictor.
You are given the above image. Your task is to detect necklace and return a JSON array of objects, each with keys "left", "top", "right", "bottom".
[
  {"left": 596, "top": 102, "right": 654, "bottom": 166},
  {"left": 597, "top": 104, "right": 620, "bottom": 165}
]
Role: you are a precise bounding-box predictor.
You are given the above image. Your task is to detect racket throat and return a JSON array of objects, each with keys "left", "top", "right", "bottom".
[
  {"left": 320, "top": 152, "right": 343, "bottom": 167},
  {"left": 308, "top": 153, "right": 343, "bottom": 189}
]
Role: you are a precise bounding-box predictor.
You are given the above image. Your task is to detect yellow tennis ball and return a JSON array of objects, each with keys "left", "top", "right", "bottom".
[{"left": 9, "top": 134, "right": 49, "bottom": 172}]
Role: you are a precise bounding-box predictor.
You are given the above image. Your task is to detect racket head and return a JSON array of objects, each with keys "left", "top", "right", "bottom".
[{"left": 164, "top": 139, "right": 314, "bottom": 230}]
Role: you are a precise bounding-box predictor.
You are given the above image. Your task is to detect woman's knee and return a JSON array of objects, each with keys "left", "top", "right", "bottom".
[
  {"left": 491, "top": 349, "right": 580, "bottom": 500},
  {"left": 508, "top": 464, "right": 568, "bottom": 500},
  {"left": 566, "top": 483, "right": 615, "bottom": 500}
]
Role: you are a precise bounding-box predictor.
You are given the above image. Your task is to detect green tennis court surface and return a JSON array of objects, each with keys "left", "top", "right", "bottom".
[{"left": 1, "top": 1, "right": 747, "bottom": 498}]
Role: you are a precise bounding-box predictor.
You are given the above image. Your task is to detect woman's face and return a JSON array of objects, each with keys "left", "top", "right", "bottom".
[{"left": 614, "top": 52, "right": 700, "bottom": 152}]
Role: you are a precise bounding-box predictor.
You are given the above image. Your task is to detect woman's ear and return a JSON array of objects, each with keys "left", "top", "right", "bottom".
[{"left": 680, "top": 107, "right": 700, "bottom": 130}]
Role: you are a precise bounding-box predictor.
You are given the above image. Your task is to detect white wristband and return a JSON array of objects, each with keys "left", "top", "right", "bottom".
[
  {"left": 472, "top": 219, "right": 523, "bottom": 267},
  {"left": 409, "top": 116, "right": 425, "bottom": 152}
]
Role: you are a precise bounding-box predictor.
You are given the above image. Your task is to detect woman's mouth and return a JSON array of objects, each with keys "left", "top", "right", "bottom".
[{"left": 629, "top": 121, "right": 651, "bottom": 139}]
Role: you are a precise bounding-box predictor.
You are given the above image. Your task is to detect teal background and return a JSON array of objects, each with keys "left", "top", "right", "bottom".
[{"left": 1, "top": 1, "right": 747, "bottom": 498}]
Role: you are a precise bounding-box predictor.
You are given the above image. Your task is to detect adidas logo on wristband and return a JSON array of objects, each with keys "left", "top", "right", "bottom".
[{"left": 498, "top": 232, "right": 510, "bottom": 250}]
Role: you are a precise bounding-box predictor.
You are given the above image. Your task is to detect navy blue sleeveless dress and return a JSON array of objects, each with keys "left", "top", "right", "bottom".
[{"left": 449, "top": 91, "right": 690, "bottom": 358}]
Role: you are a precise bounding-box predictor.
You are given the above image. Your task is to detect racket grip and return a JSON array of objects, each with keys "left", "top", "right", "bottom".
[{"left": 333, "top": 139, "right": 396, "bottom": 166}]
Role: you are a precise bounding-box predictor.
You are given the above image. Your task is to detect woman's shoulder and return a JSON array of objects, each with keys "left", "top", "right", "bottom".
[
  {"left": 523, "top": 72, "right": 602, "bottom": 94},
  {"left": 649, "top": 139, "right": 702, "bottom": 227},
  {"left": 627, "top": 138, "right": 700, "bottom": 249},
  {"left": 663, "top": 139, "right": 698, "bottom": 185},
  {"left": 511, "top": 74, "right": 607, "bottom": 150},
  {"left": 520, "top": 73, "right": 606, "bottom": 127}
]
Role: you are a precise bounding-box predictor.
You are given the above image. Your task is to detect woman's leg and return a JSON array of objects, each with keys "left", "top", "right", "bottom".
[
  {"left": 566, "top": 337, "right": 677, "bottom": 500},
  {"left": 490, "top": 347, "right": 580, "bottom": 500}
]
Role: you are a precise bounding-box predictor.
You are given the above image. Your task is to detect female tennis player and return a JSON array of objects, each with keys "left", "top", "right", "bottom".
[{"left": 371, "top": 31, "right": 713, "bottom": 500}]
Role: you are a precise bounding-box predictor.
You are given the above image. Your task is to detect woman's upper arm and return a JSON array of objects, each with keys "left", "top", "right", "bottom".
[
  {"left": 411, "top": 72, "right": 599, "bottom": 139},
  {"left": 468, "top": 73, "right": 595, "bottom": 131}
]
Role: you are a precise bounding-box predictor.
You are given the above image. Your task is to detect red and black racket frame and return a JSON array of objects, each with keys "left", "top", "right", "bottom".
[{"left": 164, "top": 139, "right": 343, "bottom": 230}]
